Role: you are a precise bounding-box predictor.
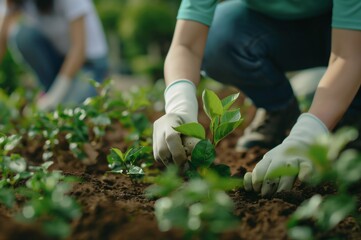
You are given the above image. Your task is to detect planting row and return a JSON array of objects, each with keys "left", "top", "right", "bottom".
[{"left": 0, "top": 81, "right": 360, "bottom": 239}]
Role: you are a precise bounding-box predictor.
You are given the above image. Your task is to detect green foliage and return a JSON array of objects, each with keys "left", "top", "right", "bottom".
[
  {"left": 0, "top": 51, "right": 21, "bottom": 93},
  {"left": 119, "top": 2, "right": 176, "bottom": 57},
  {"left": 0, "top": 154, "right": 29, "bottom": 188},
  {"left": 287, "top": 127, "right": 361, "bottom": 239},
  {"left": 174, "top": 122, "right": 206, "bottom": 140},
  {"left": 0, "top": 139, "right": 81, "bottom": 240},
  {"left": 0, "top": 134, "right": 29, "bottom": 188},
  {"left": 175, "top": 89, "right": 243, "bottom": 177},
  {"left": 202, "top": 90, "right": 243, "bottom": 146},
  {"left": 107, "top": 146, "right": 149, "bottom": 178},
  {"left": 94, "top": 0, "right": 125, "bottom": 32},
  {"left": 17, "top": 162, "right": 81, "bottom": 239},
  {"left": 146, "top": 167, "right": 242, "bottom": 239},
  {"left": 151, "top": 89, "right": 244, "bottom": 238}
]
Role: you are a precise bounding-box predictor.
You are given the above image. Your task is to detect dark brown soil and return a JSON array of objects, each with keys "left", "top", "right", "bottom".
[{"left": 1, "top": 87, "right": 361, "bottom": 240}]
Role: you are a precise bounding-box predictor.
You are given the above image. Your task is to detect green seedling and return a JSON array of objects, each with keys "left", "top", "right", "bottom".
[
  {"left": 107, "top": 146, "right": 153, "bottom": 182},
  {"left": 146, "top": 166, "right": 242, "bottom": 240},
  {"left": 85, "top": 79, "right": 153, "bottom": 143},
  {"left": 17, "top": 161, "right": 81, "bottom": 239},
  {"left": 0, "top": 134, "right": 30, "bottom": 189},
  {"left": 287, "top": 127, "right": 361, "bottom": 239},
  {"left": 0, "top": 133, "right": 22, "bottom": 155},
  {"left": 0, "top": 154, "right": 29, "bottom": 188},
  {"left": 174, "top": 89, "right": 243, "bottom": 177}
]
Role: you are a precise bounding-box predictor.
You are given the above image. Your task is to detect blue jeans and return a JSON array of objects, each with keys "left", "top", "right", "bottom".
[
  {"left": 202, "top": 0, "right": 361, "bottom": 114},
  {"left": 10, "top": 24, "right": 109, "bottom": 105}
]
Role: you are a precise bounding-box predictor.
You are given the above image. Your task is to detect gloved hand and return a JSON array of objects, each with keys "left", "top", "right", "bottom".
[
  {"left": 153, "top": 79, "right": 198, "bottom": 166},
  {"left": 244, "top": 113, "right": 329, "bottom": 196},
  {"left": 37, "top": 75, "right": 71, "bottom": 111}
]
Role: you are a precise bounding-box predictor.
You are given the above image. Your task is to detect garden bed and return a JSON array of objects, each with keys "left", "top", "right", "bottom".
[{"left": 1, "top": 88, "right": 361, "bottom": 240}]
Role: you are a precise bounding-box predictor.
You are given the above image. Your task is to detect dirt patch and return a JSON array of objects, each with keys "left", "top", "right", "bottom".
[{"left": 1, "top": 88, "right": 361, "bottom": 240}]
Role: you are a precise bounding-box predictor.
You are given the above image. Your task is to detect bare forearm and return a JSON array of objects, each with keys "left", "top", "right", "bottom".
[
  {"left": 58, "top": 16, "right": 85, "bottom": 79},
  {"left": 164, "top": 20, "right": 209, "bottom": 87},
  {"left": 164, "top": 45, "right": 203, "bottom": 86},
  {"left": 309, "top": 56, "right": 361, "bottom": 130},
  {"left": 58, "top": 47, "right": 85, "bottom": 78},
  {"left": 309, "top": 29, "right": 361, "bottom": 130}
]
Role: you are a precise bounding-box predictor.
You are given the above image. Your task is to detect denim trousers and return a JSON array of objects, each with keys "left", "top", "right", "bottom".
[
  {"left": 202, "top": 0, "right": 361, "bottom": 114},
  {"left": 9, "top": 24, "right": 109, "bottom": 105}
]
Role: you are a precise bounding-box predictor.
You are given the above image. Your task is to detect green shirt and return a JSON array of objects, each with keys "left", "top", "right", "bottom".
[{"left": 177, "top": 0, "right": 361, "bottom": 31}]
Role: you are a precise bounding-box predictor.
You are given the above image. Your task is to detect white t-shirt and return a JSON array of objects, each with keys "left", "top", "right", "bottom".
[
  {"left": 0, "top": 1, "right": 5, "bottom": 16},
  {"left": 4, "top": 0, "right": 108, "bottom": 59}
]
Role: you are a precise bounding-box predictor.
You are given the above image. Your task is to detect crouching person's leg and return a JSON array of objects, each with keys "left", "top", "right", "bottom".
[
  {"left": 9, "top": 24, "right": 64, "bottom": 91},
  {"left": 61, "top": 56, "right": 109, "bottom": 106},
  {"left": 201, "top": 0, "right": 331, "bottom": 151}
]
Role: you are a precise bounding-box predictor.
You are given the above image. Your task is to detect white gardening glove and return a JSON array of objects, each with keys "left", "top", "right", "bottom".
[
  {"left": 37, "top": 75, "right": 71, "bottom": 111},
  {"left": 244, "top": 113, "right": 329, "bottom": 196},
  {"left": 153, "top": 79, "right": 199, "bottom": 166}
]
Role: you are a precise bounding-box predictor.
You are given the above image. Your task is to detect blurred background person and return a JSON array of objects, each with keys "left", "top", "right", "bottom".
[{"left": 0, "top": 0, "right": 108, "bottom": 110}]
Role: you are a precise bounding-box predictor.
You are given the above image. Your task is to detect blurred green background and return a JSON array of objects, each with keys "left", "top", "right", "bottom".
[{"left": 0, "top": 0, "right": 181, "bottom": 93}]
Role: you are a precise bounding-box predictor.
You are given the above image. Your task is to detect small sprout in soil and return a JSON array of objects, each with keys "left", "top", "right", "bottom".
[
  {"left": 18, "top": 161, "right": 81, "bottom": 239},
  {"left": 174, "top": 89, "right": 243, "bottom": 178},
  {"left": 146, "top": 166, "right": 242, "bottom": 239},
  {"left": 107, "top": 146, "right": 153, "bottom": 183}
]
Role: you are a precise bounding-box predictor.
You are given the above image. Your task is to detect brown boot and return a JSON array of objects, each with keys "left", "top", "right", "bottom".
[{"left": 236, "top": 98, "right": 301, "bottom": 151}]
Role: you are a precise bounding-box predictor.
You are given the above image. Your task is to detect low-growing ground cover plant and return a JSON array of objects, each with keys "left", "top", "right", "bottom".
[
  {"left": 0, "top": 135, "right": 80, "bottom": 239},
  {"left": 18, "top": 161, "right": 81, "bottom": 239},
  {"left": 146, "top": 166, "right": 242, "bottom": 239},
  {"left": 2, "top": 78, "right": 361, "bottom": 239}
]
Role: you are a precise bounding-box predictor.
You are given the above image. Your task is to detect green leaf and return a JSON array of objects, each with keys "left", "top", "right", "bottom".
[
  {"left": 221, "top": 92, "right": 240, "bottom": 110},
  {"left": 336, "top": 150, "right": 361, "bottom": 185},
  {"left": 0, "top": 189, "right": 14, "bottom": 208},
  {"left": 91, "top": 115, "right": 111, "bottom": 126},
  {"left": 174, "top": 122, "right": 206, "bottom": 140},
  {"left": 111, "top": 148, "right": 125, "bottom": 162},
  {"left": 202, "top": 89, "right": 223, "bottom": 120},
  {"left": 318, "top": 194, "right": 356, "bottom": 230},
  {"left": 267, "top": 166, "right": 299, "bottom": 179},
  {"left": 220, "top": 109, "right": 241, "bottom": 124},
  {"left": 288, "top": 226, "right": 313, "bottom": 240},
  {"left": 214, "top": 118, "right": 243, "bottom": 145},
  {"left": 210, "top": 115, "right": 220, "bottom": 135},
  {"left": 292, "top": 194, "right": 323, "bottom": 220},
  {"left": 308, "top": 144, "right": 329, "bottom": 170},
  {"left": 211, "top": 164, "right": 231, "bottom": 178},
  {"left": 145, "top": 166, "right": 182, "bottom": 198},
  {"left": 43, "top": 219, "right": 71, "bottom": 239},
  {"left": 125, "top": 147, "right": 145, "bottom": 163},
  {"left": 127, "top": 165, "right": 145, "bottom": 175},
  {"left": 191, "top": 140, "right": 216, "bottom": 168}
]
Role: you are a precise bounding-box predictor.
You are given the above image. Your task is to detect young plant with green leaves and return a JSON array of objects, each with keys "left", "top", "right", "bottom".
[
  {"left": 174, "top": 89, "right": 243, "bottom": 177},
  {"left": 0, "top": 151, "right": 81, "bottom": 239},
  {"left": 287, "top": 128, "right": 361, "bottom": 240},
  {"left": 17, "top": 161, "right": 81, "bottom": 239},
  {"left": 0, "top": 134, "right": 30, "bottom": 189},
  {"left": 107, "top": 146, "right": 153, "bottom": 182},
  {"left": 146, "top": 166, "right": 242, "bottom": 240},
  {"left": 85, "top": 79, "right": 153, "bottom": 144}
]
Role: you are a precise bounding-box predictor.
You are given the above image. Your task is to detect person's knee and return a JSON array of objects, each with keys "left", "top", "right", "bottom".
[
  {"left": 202, "top": 33, "right": 268, "bottom": 87},
  {"left": 202, "top": 2, "right": 269, "bottom": 85},
  {"left": 13, "top": 25, "right": 41, "bottom": 54}
]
